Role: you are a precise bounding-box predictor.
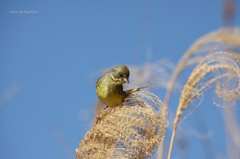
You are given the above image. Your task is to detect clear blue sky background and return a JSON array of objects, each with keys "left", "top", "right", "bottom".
[{"left": 1, "top": 1, "right": 240, "bottom": 159}]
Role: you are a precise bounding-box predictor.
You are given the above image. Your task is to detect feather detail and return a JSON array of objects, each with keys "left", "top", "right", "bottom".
[{"left": 124, "top": 86, "right": 149, "bottom": 97}]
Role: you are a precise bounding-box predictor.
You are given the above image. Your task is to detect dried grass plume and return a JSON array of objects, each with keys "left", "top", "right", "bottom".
[
  {"left": 76, "top": 91, "right": 168, "bottom": 159},
  {"left": 164, "top": 27, "right": 240, "bottom": 107},
  {"left": 168, "top": 50, "right": 240, "bottom": 159}
]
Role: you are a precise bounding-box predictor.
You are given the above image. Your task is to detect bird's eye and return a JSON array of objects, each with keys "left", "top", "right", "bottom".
[{"left": 119, "top": 73, "right": 123, "bottom": 77}]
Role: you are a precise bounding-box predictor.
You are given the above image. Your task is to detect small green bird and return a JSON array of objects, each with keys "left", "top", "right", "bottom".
[{"left": 96, "top": 64, "right": 146, "bottom": 108}]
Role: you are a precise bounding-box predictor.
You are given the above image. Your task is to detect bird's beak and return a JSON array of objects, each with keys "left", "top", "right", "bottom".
[{"left": 123, "top": 78, "right": 129, "bottom": 83}]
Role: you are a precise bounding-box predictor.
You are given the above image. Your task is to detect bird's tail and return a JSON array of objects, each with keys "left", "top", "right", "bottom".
[{"left": 125, "top": 86, "right": 149, "bottom": 96}]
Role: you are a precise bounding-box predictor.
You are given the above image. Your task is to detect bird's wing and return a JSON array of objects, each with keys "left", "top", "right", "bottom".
[
  {"left": 96, "top": 77, "right": 102, "bottom": 88},
  {"left": 124, "top": 86, "right": 149, "bottom": 96}
]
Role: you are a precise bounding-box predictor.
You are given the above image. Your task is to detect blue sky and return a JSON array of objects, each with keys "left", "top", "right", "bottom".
[{"left": 1, "top": 0, "right": 240, "bottom": 159}]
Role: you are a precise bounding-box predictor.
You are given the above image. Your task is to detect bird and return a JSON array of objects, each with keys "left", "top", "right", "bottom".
[{"left": 96, "top": 64, "right": 148, "bottom": 108}]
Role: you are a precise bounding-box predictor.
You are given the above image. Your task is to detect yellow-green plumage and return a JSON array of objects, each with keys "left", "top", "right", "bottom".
[
  {"left": 96, "top": 77, "right": 127, "bottom": 107},
  {"left": 96, "top": 65, "right": 129, "bottom": 107}
]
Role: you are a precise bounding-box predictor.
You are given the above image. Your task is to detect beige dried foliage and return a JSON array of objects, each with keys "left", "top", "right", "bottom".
[
  {"left": 165, "top": 27, "right": 240, "bottom": 159},
  {"left": 76, "top": 91, "right": 168, "bottom": 159},
  {"left": 176, "top": 51, "right": 240, "bottom": 125},
  {"left": 164, "top": 27, "right": 240, "bottom": 106},
  {"left": 167, "top": 51, "right": 240, "bottom": 159}
]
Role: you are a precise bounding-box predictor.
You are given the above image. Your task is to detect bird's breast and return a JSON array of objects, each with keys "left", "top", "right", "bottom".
[{"left": 96, "top": 79, "right": 125, "bottom": 107}]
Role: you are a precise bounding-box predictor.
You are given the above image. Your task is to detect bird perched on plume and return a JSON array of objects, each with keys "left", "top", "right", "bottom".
[{"left": 96, "top": 64, "right": 147, "bottom": 107}]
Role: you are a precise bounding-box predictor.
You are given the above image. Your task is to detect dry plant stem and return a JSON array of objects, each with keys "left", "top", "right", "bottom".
[{"left": 167, "top": 125, "right": 177, "bottom": 159}]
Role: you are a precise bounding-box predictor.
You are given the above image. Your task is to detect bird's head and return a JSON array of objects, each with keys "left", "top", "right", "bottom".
[{"left": 106, "top": 64, "right": 130, "bottom": 85}]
